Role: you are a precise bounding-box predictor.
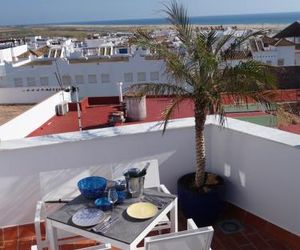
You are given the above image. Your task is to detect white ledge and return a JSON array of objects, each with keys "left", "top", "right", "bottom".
[{"left": 0, "top": 116, "right": 300, "bottom": 151}]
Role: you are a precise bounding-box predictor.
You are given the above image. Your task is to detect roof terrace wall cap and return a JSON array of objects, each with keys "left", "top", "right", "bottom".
[{"left": 0, "top": 116, "right": 300, "bottom": 151}]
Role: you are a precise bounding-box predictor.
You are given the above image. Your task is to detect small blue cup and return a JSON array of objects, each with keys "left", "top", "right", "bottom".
[
  {"left": 95, "top": 197, "right": 112, "bottom": 211},
  {"left": 116, "top": 191, "right": 127, "bottom": 204}
]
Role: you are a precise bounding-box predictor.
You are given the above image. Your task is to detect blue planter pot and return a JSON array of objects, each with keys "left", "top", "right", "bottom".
[{"left": 177, "top": 172, "right": 225, "bottom": 226}]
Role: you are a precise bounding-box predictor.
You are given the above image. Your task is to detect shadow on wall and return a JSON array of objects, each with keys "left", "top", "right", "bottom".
[{"left": 0, "top": 175, "right": 39, "bottom": 226}]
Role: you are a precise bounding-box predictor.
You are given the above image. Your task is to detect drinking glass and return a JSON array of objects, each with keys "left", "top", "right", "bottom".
[
  {"left": 127, "top": 177, "right": 145, "bottom": 200},
  {"left": 107, "top": 188, "right": 118, "bottom": 212},
  {"left": 127, "top": 178, "right": 139, "bottom": 198}
]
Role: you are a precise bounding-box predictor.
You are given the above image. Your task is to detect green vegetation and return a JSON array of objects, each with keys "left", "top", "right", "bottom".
[{"left": 236, "top": 115, "right": 277, "bottom": 127}]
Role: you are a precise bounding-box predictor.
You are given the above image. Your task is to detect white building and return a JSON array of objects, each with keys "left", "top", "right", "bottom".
[
  {"left": 249, "top": 36, "right": 295, "bottom": 66},
  {"left": 273, "top": 21, "right": 300, "bottom": 66},
  {"left": 0, "top": 47, "right": 166, "bottom": 103},
  {"left": 0, "top": 40, "right": 28, "bottom": 63}
]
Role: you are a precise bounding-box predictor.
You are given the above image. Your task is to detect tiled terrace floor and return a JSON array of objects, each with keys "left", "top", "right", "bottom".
[{"left": 1, "top": 204, "right": 297, "bottom": 250}]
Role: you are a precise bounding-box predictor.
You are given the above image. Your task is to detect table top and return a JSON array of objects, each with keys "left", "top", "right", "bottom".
[{"left": 47, "top": 188, "right": 176, "bottom": 245}]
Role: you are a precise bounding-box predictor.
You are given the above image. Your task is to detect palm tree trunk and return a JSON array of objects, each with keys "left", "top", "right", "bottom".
[{"left": 194, "top": 104, "right": 206, "bottom": 188}]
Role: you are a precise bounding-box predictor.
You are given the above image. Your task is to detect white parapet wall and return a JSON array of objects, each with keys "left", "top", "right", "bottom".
[
  {"left": 206, "top": 118, "right": 300, "bottom": 236},
  {"left": 0, "top": 116, "right": 299, "bottom": 236},
  {"left": 0, "top": 91, "right": 71, "bottom": 141},
  {"left": 0, "top": 86, "right": 62, "bottom": 104}
]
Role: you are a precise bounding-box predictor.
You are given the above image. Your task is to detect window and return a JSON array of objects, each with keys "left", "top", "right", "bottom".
[
  {"left": 40, "top": 77, "right": 49, "bottom": 86},
  {"left": 137, "top": 72, "right": 146, "bottom": 82},
  {"left": 101, "top": 74, "right": 110, "bottom": 83},
  {"left": 118, "top": 48, "right": 128, "bottom": 54},
  {"left": 106, "top": 47, "right": 111, "bottom": 55},
  {"left": 124, "top": 73, "right": 133, "bottom": 82},
  {"left": 277, "top": 59, "right": 284, "bottom": 66},
  {"left": 0, "top": 76, "right": 7, "bottom": 87},
  {"left": 27, "top": 77, "right": 36, "bottom": 86},
  {"left": 75, "top": 75, "right": 84, "bottom": 84},
  {"left": 266, "top": 60, "right": 272, "bottom": 65},
  {"left": 150, "top": 72, "right": 159, "bottom": 81},
  {"left": 62, "top": 75, "right": 72, "bottom": 86},
  {"left": 88, "top": 74, "right": 97, "bottom": 84},
  {"left": 100, "top": 47, "right": 105, "bottom": 55},
  {"left": 14, "top": 78, "right": 23, "bottom": 87}
]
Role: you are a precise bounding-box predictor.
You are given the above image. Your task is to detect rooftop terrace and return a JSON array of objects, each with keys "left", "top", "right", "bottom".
[
  {"left": 0, "top": 116, "right": 299, "bottom": 249},
  {"left": 28, "top": 89, "right": 300, "bottom": 138}
]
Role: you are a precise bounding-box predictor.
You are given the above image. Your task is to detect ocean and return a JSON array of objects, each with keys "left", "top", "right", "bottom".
[{"left": 66, "top": 12, "right": 300, "bottom": 26}]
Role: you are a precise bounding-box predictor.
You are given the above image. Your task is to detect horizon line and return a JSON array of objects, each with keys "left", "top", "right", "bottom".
[{"left": 1, "top": 11, "right": 300, "bottom": 27}]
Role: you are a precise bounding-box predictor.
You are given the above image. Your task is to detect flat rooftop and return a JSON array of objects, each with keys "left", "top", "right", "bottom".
[
  {"left": 0, "top": 105, "right": 33, "bottom": 126},
  {"left": 28, "top": 97, "right": 195, "bottom": 137},
  {"left": 28, "top": 91, "right": 300, "bottom": 137}
]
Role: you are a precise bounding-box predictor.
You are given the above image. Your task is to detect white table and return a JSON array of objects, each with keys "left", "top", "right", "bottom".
[{"left": 46, "top": 187, "right": 178, "bottom": 250}]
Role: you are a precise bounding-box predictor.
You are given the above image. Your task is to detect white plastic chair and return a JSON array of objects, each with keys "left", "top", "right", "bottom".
[
  {"left": 32, "top": 166, "right": 113, "bottom": 250},
  {"left": 31, "top": 243, "right": 111, "bottom": 250},
  {"left": 144, "top": 219, "right": 214, "bottom": 250}
]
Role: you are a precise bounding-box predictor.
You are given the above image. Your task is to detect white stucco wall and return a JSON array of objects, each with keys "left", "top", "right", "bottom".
[
  {"left": 206, "top": 119, "right": 300, "bottom": 236},
  {"left": 0, "top": 118, "right": 198, "bottom": 227},
  {"left": 0, "top": 86, "right": 62, "bottom": 104},
  {"left": 0, "top": 45, "right": 28, "bottom": 62},
  {"left": 0, "top": 91, "right": 71, "bottom": 140},
  {"left": 0, "top": 56, "right": 167, "bottom": 101},
  {"left": 0, "top": 117, "right": 299, "bottom": 236},
  {"left": 295, "top": 52, "right": 300, "bottom": 66},
  {"left": 252, "top": 46, "right": 295, "bottom": 66},
  {"left": 276, "top": 46, "right": 295, "bottom": 66}
]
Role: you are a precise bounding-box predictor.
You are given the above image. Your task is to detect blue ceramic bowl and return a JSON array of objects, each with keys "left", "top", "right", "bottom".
[
  {"left": 95, "top": 197, "right": 112, "bottom": 211},
  {"left": 77, "top": 176, "right": 107, "bottom": 200},
  {"left": 116, "top": 191, "right": 127, "bottom": 204}
]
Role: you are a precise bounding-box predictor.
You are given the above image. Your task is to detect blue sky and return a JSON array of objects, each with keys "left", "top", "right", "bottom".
[{"left": 1, "top": 0, "right": 300, "bottom": 25}]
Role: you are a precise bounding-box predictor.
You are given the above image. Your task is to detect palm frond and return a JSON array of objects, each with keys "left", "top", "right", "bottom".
[
  {"left": 126, "top": 82, "right": 190, "bottom": 97},
  {"left": 133, "top": 29, "right": 195, "bottom": 87},
  {"left": 163, "top": 0, "right": 192, "bottom": 47},
  {"left": 161, "top": 96, "right": 186, "bottom": 133},
  {"left": 218, "top": 60, "right": 277, "bottom": 112},
  {"left": 226, "top": 30, "right": 265, "bottom": 54},
  {"left": 214, "top": 33, "right": 235, "bottom": 56}
]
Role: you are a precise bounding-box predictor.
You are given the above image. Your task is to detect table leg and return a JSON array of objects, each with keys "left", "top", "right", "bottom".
[
  {"left": 170, "top": 197, "right": 178, "bottom": 232},
  {"left": 47, "top": 219, "right": 59, "bottom": 250}
]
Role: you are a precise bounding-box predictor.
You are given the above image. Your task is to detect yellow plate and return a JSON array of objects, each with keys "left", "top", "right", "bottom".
[{"left": 127, "top": 202, "right": 158, "bottom": 219}]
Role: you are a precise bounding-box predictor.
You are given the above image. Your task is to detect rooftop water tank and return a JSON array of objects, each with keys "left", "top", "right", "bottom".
[{"left": 124, "top": 95, "right": 146, "bottom": 121}]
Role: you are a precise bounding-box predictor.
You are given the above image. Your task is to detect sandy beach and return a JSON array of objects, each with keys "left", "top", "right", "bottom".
[{"left": 0, "top": 23, "right": 289, "bottom": 39}]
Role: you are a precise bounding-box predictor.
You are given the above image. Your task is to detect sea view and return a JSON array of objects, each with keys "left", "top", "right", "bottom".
[
  {"left": 0, "top": 1, "right": 300, "bottom": 250},
  {"left": 64, "top": 12, "right": 300, "bottom": 26}
]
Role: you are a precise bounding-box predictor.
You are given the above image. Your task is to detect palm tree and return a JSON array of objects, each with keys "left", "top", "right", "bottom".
[{"left": 128, "top": 1, "right": 276, "bottom": 189}]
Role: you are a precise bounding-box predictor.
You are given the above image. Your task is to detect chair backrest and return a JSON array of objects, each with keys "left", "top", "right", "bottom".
[
  {"left": 111, "top": 159, "right": 160, "bottom": 188},
  {"left": 39, "top": 164, "right": 112, "bottom": 201},
  {"left": 144, "top": 219, "right": 214, "bottom": 250}
]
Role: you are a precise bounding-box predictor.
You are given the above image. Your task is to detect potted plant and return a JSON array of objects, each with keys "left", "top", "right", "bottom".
[{"left": 128, "top": 1, "right": 276, "bottom": 225}]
